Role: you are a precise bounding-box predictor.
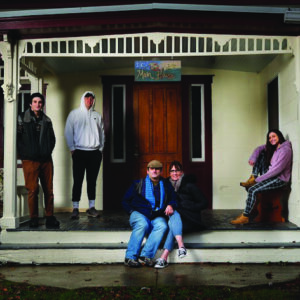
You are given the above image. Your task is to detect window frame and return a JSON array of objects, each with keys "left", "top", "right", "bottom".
[
  {"left": 110, "top": 84, "right": 126, "bottom": 163},
  {"left": 190, "top": 83, "right": 205, "bottom": 162}
]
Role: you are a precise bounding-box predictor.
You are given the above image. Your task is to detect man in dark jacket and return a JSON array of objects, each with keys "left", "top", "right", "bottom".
[
  {"left": 122, "top": 160, "right": 177, "bottom": 268},
  {"left": 17, "top": 92, "right": 59, "bottom": 229}
]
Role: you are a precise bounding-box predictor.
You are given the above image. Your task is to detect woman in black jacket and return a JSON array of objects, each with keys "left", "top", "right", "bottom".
[{"left": 154, "top": 161, "right": 208, "bottom": 268}]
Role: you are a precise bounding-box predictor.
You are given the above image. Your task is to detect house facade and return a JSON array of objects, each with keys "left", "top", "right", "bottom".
[{"left": 1, "top": 1, "right": 300, "bottom": 264}]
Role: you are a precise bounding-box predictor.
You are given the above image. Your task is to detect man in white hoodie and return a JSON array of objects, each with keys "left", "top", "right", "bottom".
[{"left": 64, "top": 91, "right": 105, "bottom": 219}]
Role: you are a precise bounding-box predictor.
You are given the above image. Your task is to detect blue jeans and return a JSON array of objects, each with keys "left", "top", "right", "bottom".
[
  {"left": 125, "top": 211, "right": 168, "bottom": 260},
  {"left": 163, "top": 210, "right": 183, "bottom": 252}
]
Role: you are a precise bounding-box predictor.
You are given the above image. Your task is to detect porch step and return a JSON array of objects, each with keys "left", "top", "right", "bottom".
[
  {"left": 1, "top": 241, "right": 300, "bottom": 250},
  {"left": 1, "top": 228, "right": 300, "bottom": 245},
  {"left": 1, "top": 244, "right": 300, "bottom": 264},
  {"left": 1, "top": 210, "right": 300, "bottom": 264}
]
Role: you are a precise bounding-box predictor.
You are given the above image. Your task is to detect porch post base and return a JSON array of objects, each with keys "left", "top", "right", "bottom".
[{"left": 0, "top": 216, "right": 19, "bottom": 229}]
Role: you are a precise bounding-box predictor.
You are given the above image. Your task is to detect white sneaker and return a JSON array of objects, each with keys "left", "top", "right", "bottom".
[
  {"left": 154, "top": 258, "right": 168, "bottom": 269},
  {"left": 178, "top": 247, "right": 187, "bottom": 258}
]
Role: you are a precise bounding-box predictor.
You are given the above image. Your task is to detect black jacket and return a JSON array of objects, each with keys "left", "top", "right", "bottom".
[
  {"left": 175, "top": 174, "right": 208, "bottom": 230},
  {"left": 17, "top": 109, "right": 56, "bottom": 161},
  {"left": 122, "top": 177, "right": 177, "bottom": 220}
]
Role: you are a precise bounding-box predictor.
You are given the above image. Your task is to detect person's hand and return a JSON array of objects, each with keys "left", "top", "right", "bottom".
[
  {"left": 165, "top": 205, "right": 174, "bottom": 216},
  {"left": 248, "top": 159, "right": 255, "bottom": 166}
]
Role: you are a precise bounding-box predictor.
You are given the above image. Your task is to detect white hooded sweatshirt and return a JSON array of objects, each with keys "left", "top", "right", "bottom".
[{"left": 64, "top": 91, "right": 105, "bottom": 152}]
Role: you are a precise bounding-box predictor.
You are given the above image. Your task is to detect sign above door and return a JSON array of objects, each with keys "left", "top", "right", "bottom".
[{"left": 135, "top": 61, "right": 181, "bottom": 82}]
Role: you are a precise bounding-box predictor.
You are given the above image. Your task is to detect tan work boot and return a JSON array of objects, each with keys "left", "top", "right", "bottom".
[
  {"left": 230, "top": 214, "right": 249, "bottom": 225},
  {"left": 240, "top": 175, "right": 256, "bottom": 188}
]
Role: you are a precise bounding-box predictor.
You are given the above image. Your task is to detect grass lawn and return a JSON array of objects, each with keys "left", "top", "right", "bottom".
[{"left": 0, "top": 277, "right": 299, "bottom": 299}]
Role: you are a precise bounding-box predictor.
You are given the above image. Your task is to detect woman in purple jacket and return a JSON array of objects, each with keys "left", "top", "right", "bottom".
[{"left": 231, "top": 129, "right": 293, "bottom": 225}]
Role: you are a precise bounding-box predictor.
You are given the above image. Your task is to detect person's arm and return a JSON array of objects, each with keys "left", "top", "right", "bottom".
[
  {"left": 64, "top": 113, "right": 75, "bottom": 153},
  {"left": 166, "top": 181, "right": 177, "bottom": 209},
  {"left": 249, "top": 144, "right": 266, "bottom": 165},
  {"left": 17, "top": 114, "right": 23, "bottom": 157},
  {"left": 99, "top": 114, "right": 105, "bottom": 152},
  {"left": 49, "top": 121, "right": 56, "bottom": 153},
  {"left": 179, "top": 183, "right": 208, "bottom": 211},
  {"left": 188, "top": 183, "right": 208, "bottom": 210},
  {"left": 256, "top": 147, "right": 292, "bottom": 182},
  {"left": 122, "top": 182, "right": 136, "bottom": 215},
  {"left": 122, "top": 180, "right": 153, "bottom": 219},
  {"left": 164, "top": 205, "right": 174, "bottom": 216}
]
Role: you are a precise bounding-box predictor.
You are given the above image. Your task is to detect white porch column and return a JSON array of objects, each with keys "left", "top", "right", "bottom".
[
  {"left": 0, "top": 36, "right": 20, "bottom": 229},
  {"left": 291, "top": 36, "right": 300, "bottom": 226},
  {"left": 27, "top": 73, "right": 43, "bottom": 93}
]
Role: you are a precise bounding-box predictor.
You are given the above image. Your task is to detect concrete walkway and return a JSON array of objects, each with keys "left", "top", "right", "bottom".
[{"left": 0, "top": 263, "right": 299, "bottom": 289}]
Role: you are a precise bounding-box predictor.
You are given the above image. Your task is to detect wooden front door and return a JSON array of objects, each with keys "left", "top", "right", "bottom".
[{"left": 133, "top": 83, "right": 182, "bottom": 178}]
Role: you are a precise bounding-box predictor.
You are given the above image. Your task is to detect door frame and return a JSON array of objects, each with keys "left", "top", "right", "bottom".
[
  {"left": 182, "top": 75, "right": 213, "bottom": 208},
  {"left": 103, "top": 75, "right": 213, "bottom": 210}
]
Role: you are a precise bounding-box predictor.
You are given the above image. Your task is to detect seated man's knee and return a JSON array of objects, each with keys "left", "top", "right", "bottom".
[
  {"left": 136, "top": 220, "right": 150, "bottom": 233},
  {"left": 130, "top": 213, "right": 150, "bottom": 233}
]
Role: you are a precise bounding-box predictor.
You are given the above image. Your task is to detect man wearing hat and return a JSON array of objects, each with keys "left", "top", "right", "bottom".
[
  {"left": 17, "top": 92, "right": 60, "bottom": 229},
  {"left": 122, "top": 160, "right": 177, "bottom": 267}
]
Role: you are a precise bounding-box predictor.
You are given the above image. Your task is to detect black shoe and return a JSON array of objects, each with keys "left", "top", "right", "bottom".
[
  {"left": 46, "top": 216, "right": 60, "bottom": 229},
  {"left": 29, "top": 217, "right": 39, "bottom": 228},
  {"left": 124, "top": 258, "right": 141, "bottom": 268},
  {"left": 138, "top": 256, "right": 155, "bottom": 267},
  {"left": 86, "top": 207, "right": 100, "bottom": 218},
  {"left": 70, "top": 208, "right": 79, "bottom": 220}
]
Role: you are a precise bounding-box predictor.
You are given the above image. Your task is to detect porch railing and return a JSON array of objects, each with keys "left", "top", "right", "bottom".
[{"left": 19, "top": 33, "right": 293, "bottom": 57}]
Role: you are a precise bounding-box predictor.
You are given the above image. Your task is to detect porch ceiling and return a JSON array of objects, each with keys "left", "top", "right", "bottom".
[{"left": 42, "top": 54, "right": 278, "bottom": 74}]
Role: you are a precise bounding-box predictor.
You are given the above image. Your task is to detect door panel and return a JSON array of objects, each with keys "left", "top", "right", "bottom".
[{"left": 133, "top": 83, "right": 182, "bottom": 179}]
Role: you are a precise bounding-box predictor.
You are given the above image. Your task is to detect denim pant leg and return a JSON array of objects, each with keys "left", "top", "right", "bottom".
[
  {"left": 163, "top": 211, "right": 183, "bottom": 251},
  {"left": 125, "top": 211, "right": 151, "bottom": 260},
  {"left": 140, "top": 216, "right": 168, "bottom": 259}
]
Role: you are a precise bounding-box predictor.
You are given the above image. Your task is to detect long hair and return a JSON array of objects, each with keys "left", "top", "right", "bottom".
[{"left": 265, "top": 129, "right": 286, "bottom": 166}]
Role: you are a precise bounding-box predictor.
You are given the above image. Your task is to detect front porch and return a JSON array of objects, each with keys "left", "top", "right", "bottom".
[
  {"left": 1, "top": 209, "right": 300, "bottom": 264},
  {"left": 0, "top": 28, "right": 300, "bottom": 264}
]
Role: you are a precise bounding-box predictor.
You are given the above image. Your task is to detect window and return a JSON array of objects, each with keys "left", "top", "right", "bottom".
[
  {"left": 18, "top": 90, "right": 31, "bottom": 114},
  {"left": 111, "top": 85, "right": 126, "bottom": 162},
  {"left": 17, "top": 88, "right": 31, "bottom": 166},
  {"left": 190, "top": 84, "right": 205, "bottom": 161}
]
